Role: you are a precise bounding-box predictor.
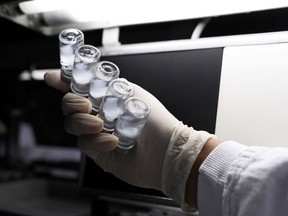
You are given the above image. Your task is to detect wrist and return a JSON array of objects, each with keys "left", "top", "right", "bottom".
[
  {"left": 185, "top": 137, "right": 220, "bottom": 210},
  {"left": 161, "top": 123, "right": 216, "bottom": 213}
]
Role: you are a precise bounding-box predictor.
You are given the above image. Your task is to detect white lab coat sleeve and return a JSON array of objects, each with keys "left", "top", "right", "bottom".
[
  {"left": 197, "top": 141, "right": 246, "bottom": 216},
  {"left": 197, "top": 140, "right": 288, "bottom": 216}
]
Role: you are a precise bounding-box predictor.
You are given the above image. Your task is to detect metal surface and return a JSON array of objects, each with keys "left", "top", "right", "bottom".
[{"left": 99, "top": 30, "right": 288, "bottom": 56}]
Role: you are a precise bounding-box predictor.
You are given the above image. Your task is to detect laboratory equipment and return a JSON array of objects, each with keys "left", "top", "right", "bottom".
[
  {"left": 88, "top": 61, "right": 120, "bottom": 112},
  {"left": 70, "top": 45, "right": 101, "bottom": 97},
  {"left": 98, "top": 78, "right": 134, "bottom": 132},
  {"left": 113, "top": 97, "right": 151, "bottom": 153},
  {"left": 59, "top": 28, "right": 84, "bottom": 83}
]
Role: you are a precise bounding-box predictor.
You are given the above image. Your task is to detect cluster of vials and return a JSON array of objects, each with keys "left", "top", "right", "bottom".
[{"left": 59, "top": 28, "right": 150, "bottom": 153}]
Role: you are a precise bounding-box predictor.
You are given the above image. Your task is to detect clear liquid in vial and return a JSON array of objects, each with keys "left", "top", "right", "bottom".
[
  {"left": 100, "top": 96, "right": 123, "bottom": 122},
  {"left": 114, "top": 97, "right": 150, "bottom": 152},
  {"left": 72, "top": 63, "right": 93, "bottom": 85},
  {"left": 115, "top": 115, "right": 146, "bottom": 140},
  {"left": 98, "top": 96, "right": 124, "bottom": 131},
  {"left": 60, "top": 45, "right": 75, "bottom": 70},
  {"left": 70, "top": 45, "right": 101, "bottom": 96},
  {"left": 89, "top": 79, "right": 108, "bottom": 98},
  {"left": 88, "top": 61, "right": 120, "bottom": 111},
  {"left": 98, "top": 78, "right": 134, "bottom": 131},
  {"left": 59, "top": 29, "right": 84, "bottom": 82}
]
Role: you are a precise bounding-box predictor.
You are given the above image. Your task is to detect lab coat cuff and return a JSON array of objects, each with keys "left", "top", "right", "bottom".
[{"left": 198, "top": 141, "right": 246, "bottom": 216}]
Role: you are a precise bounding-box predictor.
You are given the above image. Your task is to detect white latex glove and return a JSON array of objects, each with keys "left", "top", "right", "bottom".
[{"left": 44, "top": 70, "right": 215, "bottom": 212}]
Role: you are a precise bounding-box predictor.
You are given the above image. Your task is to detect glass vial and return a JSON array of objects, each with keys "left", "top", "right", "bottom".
[
  {"left": 59, "top": 28, "right": 84, "bottom": 83},
  {"left": 88, "top": 61, "right": 120, "bottom": 112},
  {"left": 70, "top": 45, "right": 101, "bottom": 97},
  {"left": 113, "top": 97, "right": 151, "bottom": 154},
  {"left": 98, "top": 78, "right": 134, "bottom": 132}
]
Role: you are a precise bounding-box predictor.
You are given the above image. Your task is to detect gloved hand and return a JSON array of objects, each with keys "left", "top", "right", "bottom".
[{"left": 44, "top": 70, "right": 216, "bottom": 212}]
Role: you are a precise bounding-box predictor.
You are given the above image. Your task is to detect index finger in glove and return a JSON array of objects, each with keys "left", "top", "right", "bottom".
[
  {"left": 44, "top": 70, "right": 70, "bottom": 92},
  {"left": 62, "top": 93, "right": 92, "bottom": 116},
  {"left": 77, "top": 133, "right": 118, "bottom": 159},
  {"left": 64, "top": 113, "right": 103, "bottom": 135}
]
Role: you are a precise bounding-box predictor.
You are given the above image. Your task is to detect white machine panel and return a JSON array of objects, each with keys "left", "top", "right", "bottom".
[{"left": 216, "top": 43, "right": 288, "bottom": 147}]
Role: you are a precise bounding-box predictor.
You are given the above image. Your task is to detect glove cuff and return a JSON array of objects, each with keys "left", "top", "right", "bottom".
[{"left": 161, "top": 122, "right": 216, "bottom": 213}]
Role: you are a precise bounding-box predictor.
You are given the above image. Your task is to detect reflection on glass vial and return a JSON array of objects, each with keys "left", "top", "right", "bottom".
[
  {"left": 59, "top": 28, "right": 84, "bottom": 83},
  {"left": 88, "top": 61, "right": 120, "bottom": 112},
  {"left": 98, "top": 78, "right": 134, "bottom": 132},
  {"left": 113, "top": 97, "right": 151, "bottom": 154},
  {"left": 70, "top": 45, "right": 101, "bottom": 97}
]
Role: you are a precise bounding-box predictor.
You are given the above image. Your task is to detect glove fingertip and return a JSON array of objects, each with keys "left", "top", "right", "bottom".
[
  {"left": 62, "top": 93, "right": 93, "bottom": 115},
  {"left": 98, "top": 133, "right": 118, "bottom": 151},
  {"left": 110, "top": 134, "right": 119, "bottom": 150},
  {"left": 44, "top": 70, "right": 70, "bottom": 92},
  {"left": 77, "top": 134, "right": 119, "bottom": 155}
]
